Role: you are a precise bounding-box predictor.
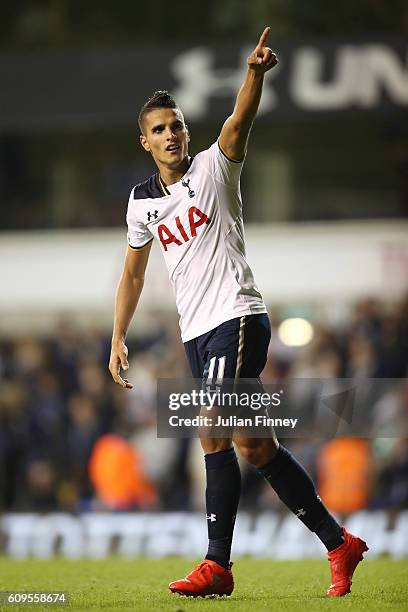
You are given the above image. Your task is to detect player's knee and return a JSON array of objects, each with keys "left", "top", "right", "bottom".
[
  {"left": 236, "top": 438, "right": 278, "bottom": 467},
  {"left": 236, "top": 441, "right": 263, "bottom": 466}
]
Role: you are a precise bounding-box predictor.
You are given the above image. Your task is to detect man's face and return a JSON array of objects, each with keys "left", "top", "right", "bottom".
[{"left": 140, "top": 108, "right": 190, "bottom": 169}]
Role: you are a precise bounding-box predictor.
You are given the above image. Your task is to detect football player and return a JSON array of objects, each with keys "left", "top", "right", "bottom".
[{"left": 109, "top": 27, "right": 368, "bottom": 598}]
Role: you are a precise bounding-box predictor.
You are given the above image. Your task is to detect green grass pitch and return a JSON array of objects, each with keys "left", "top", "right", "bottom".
[{"left": 0, "top": 557, "right": 407, "bottom": 611}]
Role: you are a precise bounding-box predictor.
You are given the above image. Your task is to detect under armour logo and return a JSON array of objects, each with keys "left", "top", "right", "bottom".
[
  {"left": 206, "top": 513, "right": 217, "bottom": 522},
  {"left": 147, "top": 210, "right": 158, "bottom": 221},
  {"left": 295, "top": 508, "right": 306, "bottom": 518},
  {"left": 182, "top": 178, "right": 195, "bottom": 198},
  {"left": 171, "top": 48, "right": 277, "bottom": 121}
]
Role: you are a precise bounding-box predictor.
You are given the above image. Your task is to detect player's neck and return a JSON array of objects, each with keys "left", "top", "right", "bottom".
[{"left": 158, "top": 156, "right": 190, "bottom": 186}]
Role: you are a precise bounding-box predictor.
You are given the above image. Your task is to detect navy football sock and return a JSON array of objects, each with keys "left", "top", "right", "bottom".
[
  {"left": 204, "top": 447, "right": 241, "bottom": 569},
  {"left": 258, "top": 445, "right": 344, "bottom": 552}
]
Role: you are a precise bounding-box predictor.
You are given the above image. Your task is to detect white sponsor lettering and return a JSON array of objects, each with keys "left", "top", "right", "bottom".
[
  {"left": 1, "top": 511, "right": 407, "bottom": 559},
  {"left": 291, "top": 45, "right": 408, "bottom": 109},
  {"left": 170, "top": 45, "right": 408, "bottom": 118}
]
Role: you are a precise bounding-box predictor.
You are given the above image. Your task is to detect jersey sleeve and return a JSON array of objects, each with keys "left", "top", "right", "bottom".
[
  {"left": 196, "top": 140, "right": 245, "bottom": 189},
  {"left": 126, "top": 189, "right": 153, "bottom": 249}
]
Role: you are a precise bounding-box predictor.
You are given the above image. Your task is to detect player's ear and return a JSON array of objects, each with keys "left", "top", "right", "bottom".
[{"left": 140, "top": 134, "right": 150, "bottom": 152}]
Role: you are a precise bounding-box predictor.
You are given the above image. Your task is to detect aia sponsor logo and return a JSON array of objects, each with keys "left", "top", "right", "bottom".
[{"left": 158, "top": 206, "right": 211, "bottom": 251}]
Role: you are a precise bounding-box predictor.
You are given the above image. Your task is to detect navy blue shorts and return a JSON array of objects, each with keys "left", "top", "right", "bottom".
[{"left": 184, "top": 314, "right": 271, "bottom": 386}]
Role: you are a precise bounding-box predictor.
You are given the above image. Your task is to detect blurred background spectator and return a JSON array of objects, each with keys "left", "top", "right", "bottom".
[
  {"left": 0, "top": 1, "right": 407, "bottom": 546},
  {"left": 0, "top": 297, "right": 406, "bottom": 517}
]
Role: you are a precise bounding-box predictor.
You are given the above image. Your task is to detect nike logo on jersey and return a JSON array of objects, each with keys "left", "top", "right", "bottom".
[
  {"left": 158, "top": 205, "right": 211, "bottom": 251},
  {"left": 147, "top": 210, "right": 159, "bottom": 221}
]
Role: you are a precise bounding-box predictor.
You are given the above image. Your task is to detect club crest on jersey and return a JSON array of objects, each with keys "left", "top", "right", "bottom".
[
  {"left": 181, "top": 178, "right": 195, "bottom": 198},
  {"left": 147, "top": 210, "right": 159, "bottom": 221},
  {"left": 158, "top": 205, "right": 211, "bottom": 251}
]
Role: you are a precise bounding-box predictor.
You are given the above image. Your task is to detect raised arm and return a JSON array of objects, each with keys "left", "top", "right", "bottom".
[
  {"left": 109, "top": 242, "right": 152, "bottom": 388},
  {"left": 219, "top": 27, "right": 278, "bottom": 162}
]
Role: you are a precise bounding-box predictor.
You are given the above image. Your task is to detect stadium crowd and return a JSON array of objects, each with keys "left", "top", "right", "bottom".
[{"left": 0, "top": 296, "right": 406, "bottom": 518}]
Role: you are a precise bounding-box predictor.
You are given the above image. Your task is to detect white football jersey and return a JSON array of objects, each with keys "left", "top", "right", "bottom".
[{"left": 126, "top": 141, "right": 267, "bottom": 342}]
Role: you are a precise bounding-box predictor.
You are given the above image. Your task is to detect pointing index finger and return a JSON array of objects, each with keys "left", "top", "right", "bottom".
[{"left": 258, "top": 26, "right": 271, "bottom": 48}]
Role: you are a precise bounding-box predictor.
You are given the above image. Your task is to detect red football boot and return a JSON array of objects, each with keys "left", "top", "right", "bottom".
[
  {"left": 169, "top": 559, "right": 234, "bottom": 597},
  {"left": 327, "top": 528, "right": 369, "bottom": 596}
]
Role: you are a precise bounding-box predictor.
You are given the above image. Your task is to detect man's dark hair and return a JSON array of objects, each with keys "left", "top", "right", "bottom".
[{"left": 138, "top": 90, "right": 178, "bottom": 132}]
